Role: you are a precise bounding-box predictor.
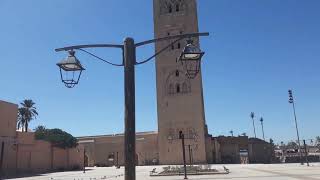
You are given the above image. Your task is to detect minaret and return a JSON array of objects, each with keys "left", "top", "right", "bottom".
[{"left": 153, "top": 0, "right": 207, "bottom": 164}]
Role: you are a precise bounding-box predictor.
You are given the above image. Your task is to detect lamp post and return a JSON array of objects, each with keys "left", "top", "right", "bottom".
[
  {"left": 179, "top": 131, "right": 188, "bottom": 179},
  {"left": 303, "top": 140, "right": 309, "bottom": 166},
  {"left": 116, "top": 152, "right": 120, "bottom": 168},
  {"left": 55, "top": 32, "right": 209, "bottom": 180},
  {"left": 288, "top": 89, "right": 303, "bottom": 165},
  {"left": 260, "top": 117, "right": 265, "bottom": 141},
  {"left": 188, "top": 145, "right": 192, "bottom": 167},
  {"left": 83, "top": 148, "right": 86, "bottom": 173}
]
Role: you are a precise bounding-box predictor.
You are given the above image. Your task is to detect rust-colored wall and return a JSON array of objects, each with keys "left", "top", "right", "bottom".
[
  {"left": 16, "top": 132, "right": 84, "bottom": 173},
  {"left": 0, "top": 100, "right": 18, "bottom": 176},
  {"left": 0, "top": 99, "right": 83, "bottom": 177},
  {"left": 0, "top": 100, "right": 18, "bottom": 137}
]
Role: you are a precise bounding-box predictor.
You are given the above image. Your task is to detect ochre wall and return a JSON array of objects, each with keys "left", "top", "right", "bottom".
[
  {"left": 0, "top": 100, "right": 18, "bottom": 176},
  {"left": 16, "top": 132, "right": 84, "bottom": 174},
  {"left": 0, "top": 100, "right": 18, "bottom": 137}
]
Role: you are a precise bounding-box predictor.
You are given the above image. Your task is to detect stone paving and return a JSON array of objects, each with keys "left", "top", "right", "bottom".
[{"left": 10, "top": 163, "right": 320, "bottom": 180}]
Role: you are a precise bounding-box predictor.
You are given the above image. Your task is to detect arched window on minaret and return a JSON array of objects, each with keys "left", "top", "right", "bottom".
[
  {"left": 176, "top": 3, "right": 180, "bottom": 12},
  {"left": 176, "top": 84, "right": 181, "bottom": 93},
  {"left": 168, "top": 4, "right": 172, "bottom": 13},
  {"left": 160, "top": 0, "right": 186, "bottom": 15},
  {"left": 175, "top": 70, "right": 179, "bottom": 77}
]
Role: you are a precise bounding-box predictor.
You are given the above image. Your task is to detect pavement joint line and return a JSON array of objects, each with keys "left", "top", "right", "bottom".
[{"left": 246, "top": 167, "right": 320, "bottom": 180}]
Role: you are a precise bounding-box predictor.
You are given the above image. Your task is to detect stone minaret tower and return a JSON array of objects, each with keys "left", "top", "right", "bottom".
[{"left": 153, "top": 0, "right": 207, "bottom": 164}]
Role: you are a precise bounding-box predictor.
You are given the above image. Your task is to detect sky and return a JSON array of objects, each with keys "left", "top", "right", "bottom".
[{"left": 0, "top": 0, "right": 319, "bottom": 144}]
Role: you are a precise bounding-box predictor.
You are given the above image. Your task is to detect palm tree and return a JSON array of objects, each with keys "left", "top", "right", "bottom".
[
  {"left": 229, "top": 130, "right": 234, "bottom": 137},
  {"left": 18, "top": 99, "right": 38, "bottom": 132},
  {"left": 250, "top": 112, "right": 257, "bottom": 138},
  {"left": 17, "top": 108, "right": 27, "bottom": 132},
  {"left": 316, "top": 136, "right": 320, "bottom": 149}
]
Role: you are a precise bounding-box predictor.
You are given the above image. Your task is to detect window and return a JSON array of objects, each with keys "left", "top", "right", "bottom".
[
  {"left": 176, "top": 4, "right": 180, "bottom": 12},
  {"left": 168, "top": 5, "right": 172, "bottom": 13},
  {"left": 160, "top": 0, "right": 186, "bottom": 15},
  {"left": 175, "top": 70, "right": 179, "bottom": 77},
  {"left": 176, "top": 84, "right": 180, "bottom": 93}
]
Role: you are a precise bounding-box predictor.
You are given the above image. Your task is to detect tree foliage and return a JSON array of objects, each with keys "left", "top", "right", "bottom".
[
  {"left": 316, "top": 136, "right": 320, "bottom": 149},
  {"left": 34, "top": 126, "right": 78, "bottom": 149},
  {"left": 286, "top": 141, "right": 298, "bottom": 149}
]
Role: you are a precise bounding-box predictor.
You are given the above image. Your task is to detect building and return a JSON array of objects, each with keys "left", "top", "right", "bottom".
[
  {"left": 0, "top": 100, "right": 84, "bottom": 178},
  {"left": 77, "top": 0, "right": 274, "bottom": 166},
  {"left": 154, "top": 0, "right": 207, "bottom": 165},
  {"left": 0, "top": 100, "right": 18, "bottom": 176}
]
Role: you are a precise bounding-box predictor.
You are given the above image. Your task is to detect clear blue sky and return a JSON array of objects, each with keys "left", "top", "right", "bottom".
[{"left": 0, "top": 0, "right": 319, "bottom": 144}]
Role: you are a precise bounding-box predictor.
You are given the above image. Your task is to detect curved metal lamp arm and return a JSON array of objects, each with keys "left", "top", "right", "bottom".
[
  {"left": 78, "top": 49, "right": 123, "bottom": 66},
  {"left": 135, "top": 36, "right": 185, "bottom": 65},
  {"left": 135, "top": 32, "right": 209, "bottom": 65},
  {"left": 55, "top": 44, "right": 124, "bottom": 67},
  {"left": 55, "top": 44, "right": 123, "bottom": 52}
]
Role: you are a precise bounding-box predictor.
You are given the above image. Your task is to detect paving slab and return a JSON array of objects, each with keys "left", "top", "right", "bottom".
[{"left": 8, "top": 163, "right": 320, "bottom": 180}]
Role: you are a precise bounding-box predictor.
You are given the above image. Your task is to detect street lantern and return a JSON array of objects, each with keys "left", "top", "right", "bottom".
[
  {"left": 56, "top": 50, "right": 85, "bottom": 88},
  {"left": 179, "top": 39, "right": 204, "bottom": 79}
]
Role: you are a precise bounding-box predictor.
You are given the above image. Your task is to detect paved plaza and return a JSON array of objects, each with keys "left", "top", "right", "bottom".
[{"left": 9, "top": 163, "right": 320, "bottom": 180}]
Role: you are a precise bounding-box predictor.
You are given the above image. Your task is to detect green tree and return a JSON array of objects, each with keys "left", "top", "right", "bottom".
[
  {"left": 17, "top": 108, "right": 27, "bottom": 132},
  {"left": 316, "top": 136, "right": 320, "bottom": 149},
  {"left": 287, "top": 141, "right": 298, "bottom": 149},
  {"left": 17, "top": 99, "right": 38, "bottom": 132},
  {"left": 34, "top": 126, "right": 78, "bottom": 149},
  {"left": 34, "top": 125, "right": 47, "bottom": 139}
]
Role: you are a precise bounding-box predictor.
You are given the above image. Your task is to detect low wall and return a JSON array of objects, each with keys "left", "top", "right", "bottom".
[
  {"left": 1, "top": 132, "right": 84, "bottom": 178},
  {"left": 285, "top": 155, "right": 320, "bottom": 163}
]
